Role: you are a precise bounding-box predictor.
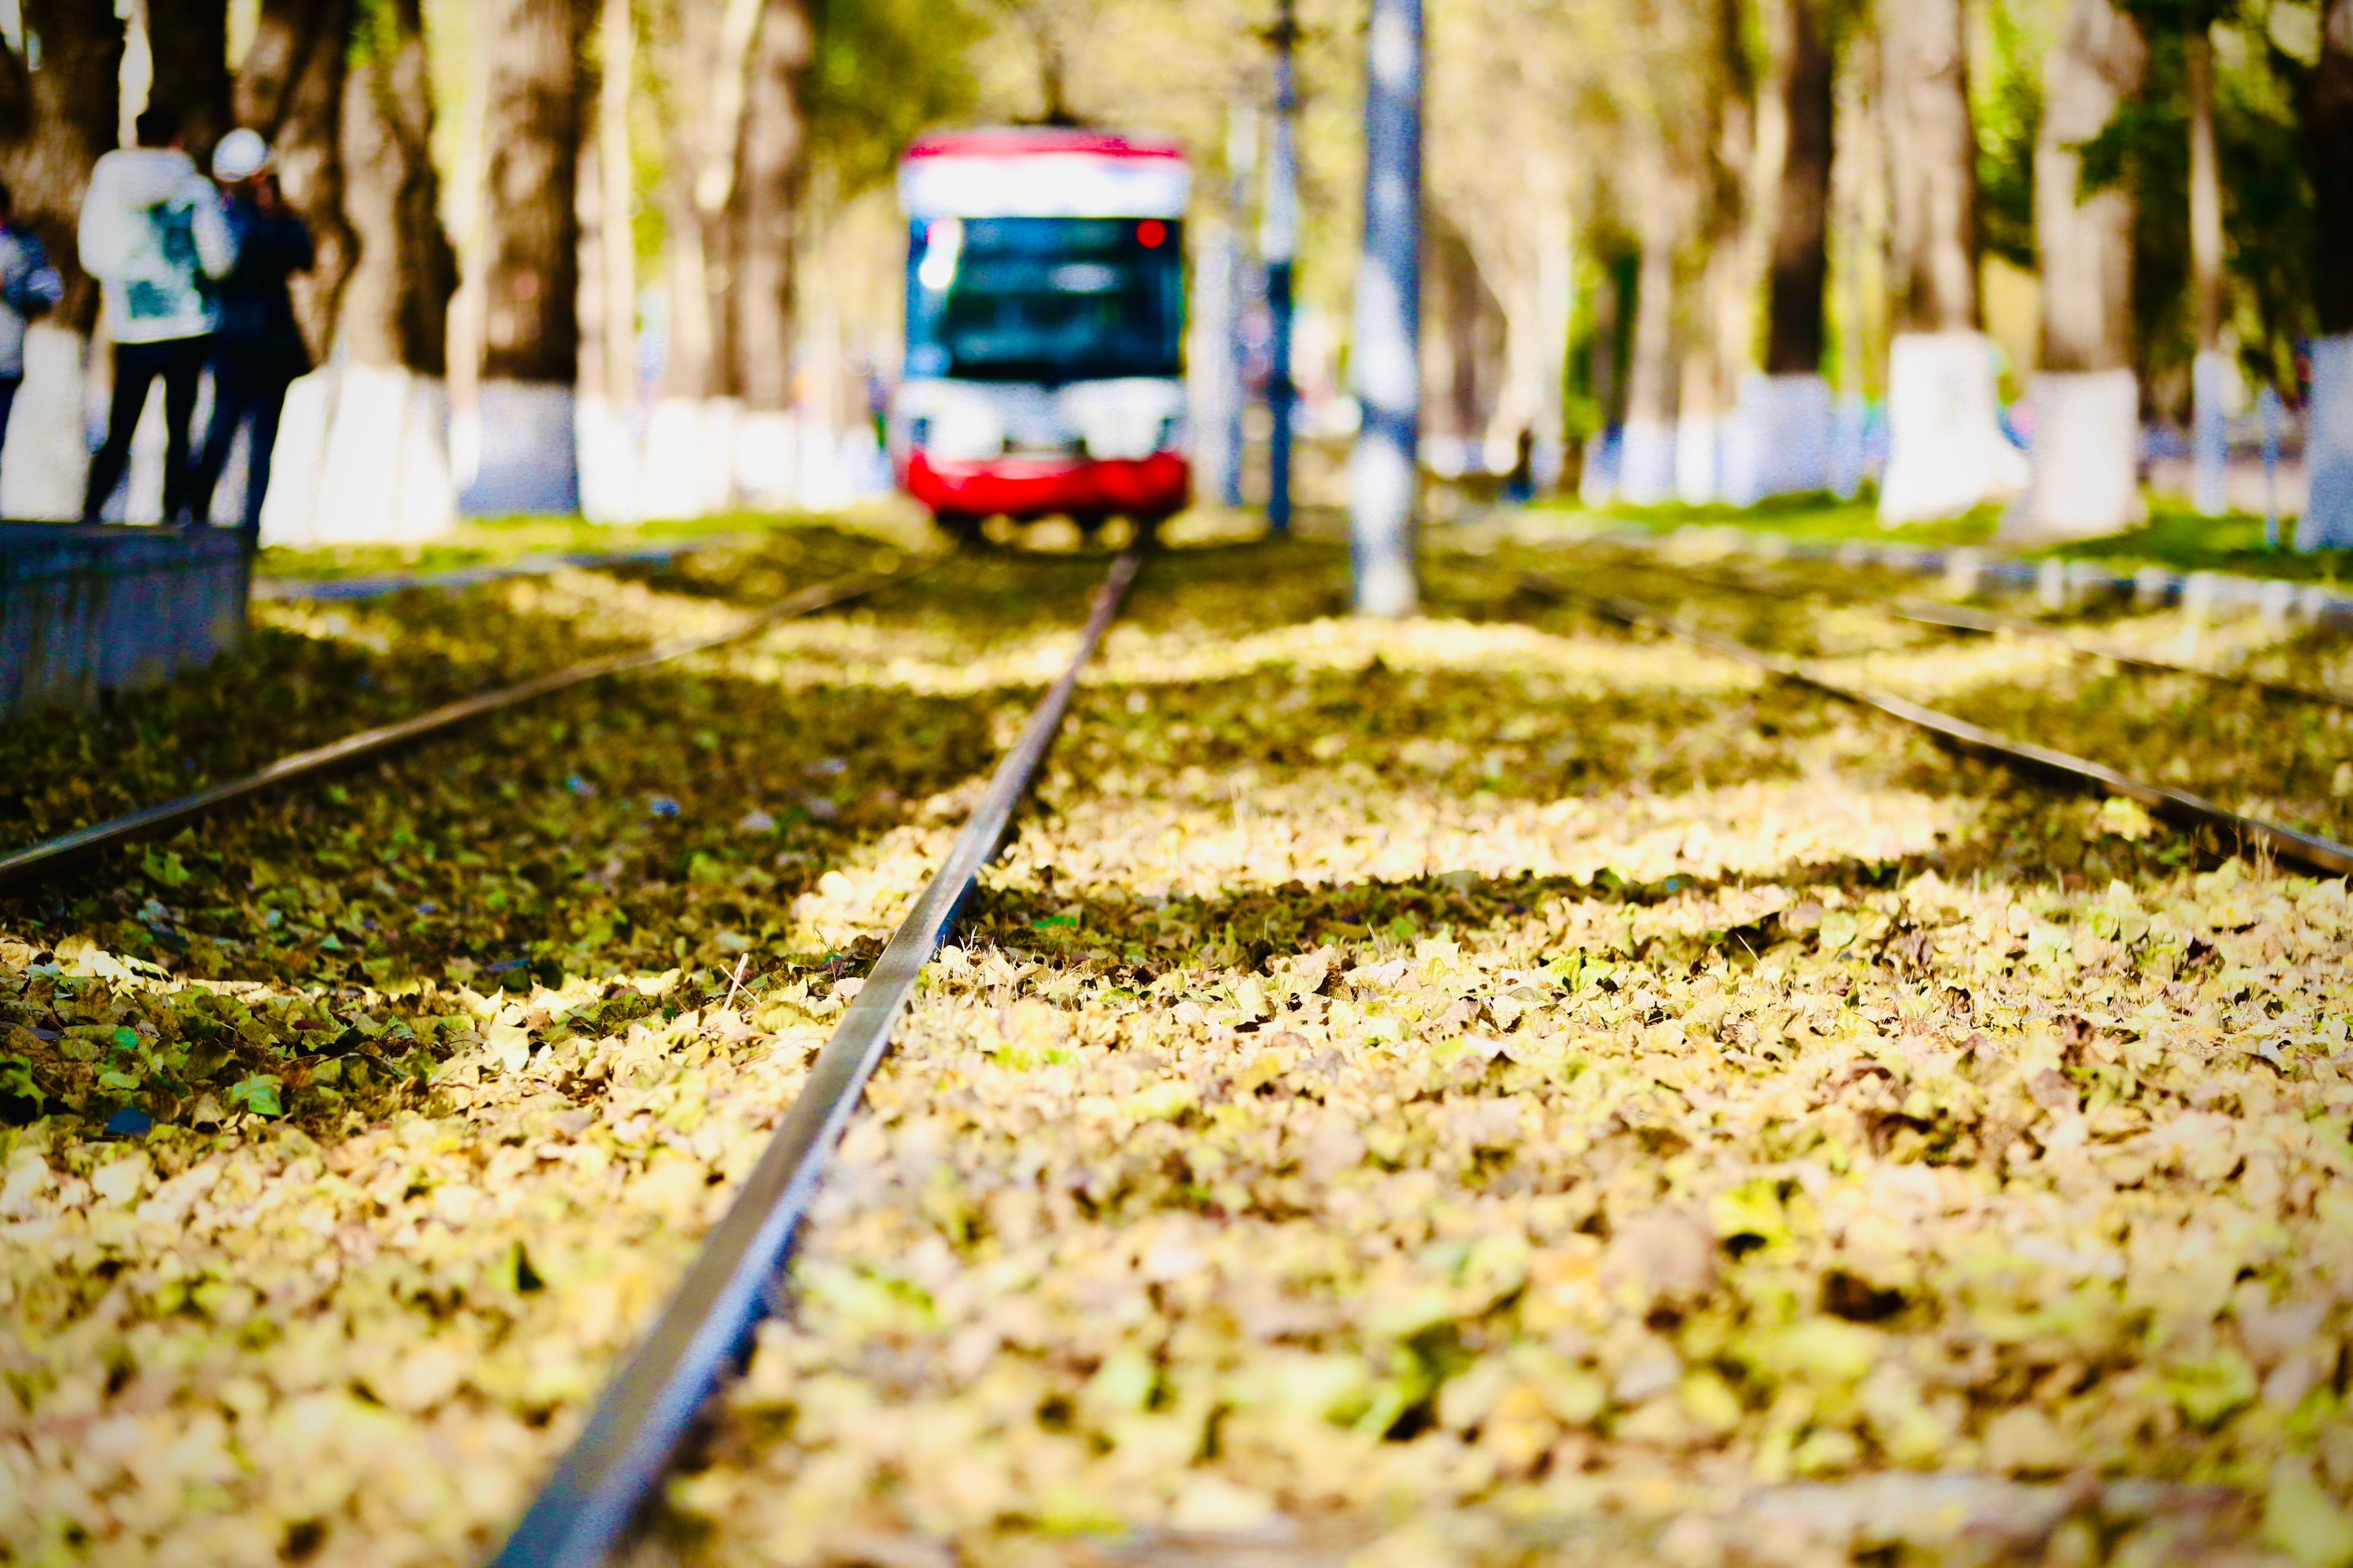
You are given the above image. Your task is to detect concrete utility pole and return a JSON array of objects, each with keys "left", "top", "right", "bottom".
[
  {"left": 1264, "top": 0, "right": 1301, "bottom": 535},
  {"left": 1349, "top": 0, "right": 1421, "bottom": 614}
]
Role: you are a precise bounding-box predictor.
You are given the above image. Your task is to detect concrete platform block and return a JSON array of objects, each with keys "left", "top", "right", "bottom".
[{"left": 0, "top": 522, "right": 247, "bottom": 717}]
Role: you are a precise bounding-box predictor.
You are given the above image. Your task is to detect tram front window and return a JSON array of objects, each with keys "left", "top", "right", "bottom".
[{"left": 907, "top": 216, "right": 1183, "bottom": 384}]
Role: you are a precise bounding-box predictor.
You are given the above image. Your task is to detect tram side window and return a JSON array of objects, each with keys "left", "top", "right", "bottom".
[{"left": 907, "top": 217, "right": 1183, "bottom": 383}]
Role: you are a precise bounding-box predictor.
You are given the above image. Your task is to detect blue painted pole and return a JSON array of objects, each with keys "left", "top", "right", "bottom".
[
  {"left": 1219, "top": 107, "right": 1258, "bottom": 507},
  {"left": 2262, "top": 384, "right": 2282, "bottom": 549},
  {"left": 1264, "top": 0, "right": 1300, "bottom": 535},
  {"left": 1349, "top": 0, "right": 1420, "bottom": 615}
]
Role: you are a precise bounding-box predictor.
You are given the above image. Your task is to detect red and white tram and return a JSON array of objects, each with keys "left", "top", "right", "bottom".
[{"left": 893, "top": 129, "right": 1190, "bottom": 537}]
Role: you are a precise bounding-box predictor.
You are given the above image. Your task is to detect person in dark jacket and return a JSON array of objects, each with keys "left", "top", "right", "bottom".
[
  {"left": 0, "top": 179, "right": 65, "bottom": 481},
  {"left": 189, "top": 129, "right": 312, "bottom": 537}
]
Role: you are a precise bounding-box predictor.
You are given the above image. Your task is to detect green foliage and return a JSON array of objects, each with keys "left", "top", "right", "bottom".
[
  {"left": 808, "top": 0, "right": 990, "bottom": 196},
  {"left": 1975, "top": 0, "right": 2048, "bottom": 272},
  {"left": 1565, "top": 253, "right": 1638, "bottom": 441},
  {"left": 2013, "top": 500, "right": 2353, "bottom": 580},
  {"left": 2076, "top": 22, "right": 2316, "bottom": 405},
  {"left": 0, "top": 1055, "right": 42, "bottom": 1114},
  {"left": 227, "top": 1074, "right": 285, "bottom": 1119},
  {"left": 348, "top": 0, "right": 404, "bottom": 70}
]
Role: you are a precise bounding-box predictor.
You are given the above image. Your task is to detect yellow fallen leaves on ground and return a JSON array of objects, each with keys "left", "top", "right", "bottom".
[{"left": 1, "top": 532, "right": 2349, "bottom": 1567}]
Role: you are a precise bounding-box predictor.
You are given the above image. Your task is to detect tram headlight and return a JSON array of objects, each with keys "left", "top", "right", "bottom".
[{"left": 917, "top": 218, "right": 961, "bottom": 291}]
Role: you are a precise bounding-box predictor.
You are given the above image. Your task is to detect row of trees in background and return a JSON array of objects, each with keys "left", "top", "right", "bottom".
[
  {"left": 0, "top": 0, "right": 2341, "bottom": 542},
  {"left": 1425, "top": 0, "right": 2352, "bottom": 543},
  {"left": 1119, "top": 0, "right": 2349, "bottom": 545}
]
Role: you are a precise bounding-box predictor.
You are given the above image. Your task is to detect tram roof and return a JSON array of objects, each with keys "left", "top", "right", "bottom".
[{"left": 900, "top": 128, "right": 1190, "bottom": 220}]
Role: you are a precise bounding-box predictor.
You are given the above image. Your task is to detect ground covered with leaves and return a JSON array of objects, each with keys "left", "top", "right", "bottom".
[{"left": 2, "top": 524, "right": 2350, "bottom": 1568}]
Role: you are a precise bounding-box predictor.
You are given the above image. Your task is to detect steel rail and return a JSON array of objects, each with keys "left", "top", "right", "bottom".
[
  {"left": 1539, "top": 579, "right": 2353, "bottom": 880},
  {"left": 0, "top": 565, "right": 921, "bottom": 893},
  {"left": 490, "top": 549, "right": 1144, "bottom": 1568},
  {"left": 1593, "top": 551, "right": 2353, "bottom": 713},
  {"left": 1892, "top": 600, "right": 2353, "bottom": 711}
]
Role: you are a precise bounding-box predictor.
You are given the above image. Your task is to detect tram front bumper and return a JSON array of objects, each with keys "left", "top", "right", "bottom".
[{"left": 903, "top": 450, "right": 1190, "bottom": 520}]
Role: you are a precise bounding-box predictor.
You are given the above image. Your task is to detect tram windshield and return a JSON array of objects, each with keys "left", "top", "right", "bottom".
[{"left": 906, "top": 216, "right": 1183, "bottom": 383}]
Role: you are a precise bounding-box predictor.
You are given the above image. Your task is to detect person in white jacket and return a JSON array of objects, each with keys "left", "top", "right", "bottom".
[{"left": 77, "top": 107, "right": 234, "bottom": 524}]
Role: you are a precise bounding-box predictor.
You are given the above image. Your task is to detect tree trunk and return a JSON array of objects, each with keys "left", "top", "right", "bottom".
[
  {"left": 0, "top": 2, "right": 119, "bottom": 516},
  {"left": 461, "top": 0, "right": 588, "bottom": 514},
  {"left": 731, "top": 0, "right": 811, "bottom": 415},
  {"left": 640, "top": 0, "right": 764, "bottom": 517},
  {"left": 1531, "top": 180, "right": 1571, "bottom": 490},
  {"left": 1576, "top": 260, "right": 1621, "bottom": 504},
  {"left": 2305, "top": 0, "right": 2352, "bottom": 338},
  {"left": 2187, "top": 29, "right": 2228, "bottom": 514},
  {"left": 656, "top": 78, "right": 717, "bottom": 406},
  {"left": 1764, "top": 0, "right": 1832, "bottom": 376},
  {"left": 478, "top": 0, "right": 586, "bottom": 386},
  {"left": 1679, "top": 0, "right": 1751, "bottom": 504},
  {"left": 1828, "top": 36, "right": 1882, "bottom": 498},
  {"left": 659, "top": 177, "right": 716, "bottom": 400},
  {"left": 236, "top": 0, "right": 357, "bottom": 360},
  {"left": 595, "top": 0, "right": 635, "bottom": 409},
  {"left": 574, "top": 0, "right": 639, "bottom": 519},
  {"left": 1621, "top": 137, "right": 1684, "bottom": 506},
  {"left": 1739, "top": 0, "right": 1837, "bottom": 500},
  {"left": 1878, "top": 0, "right": 2027, "bottom": 521},
  {"left": 2014, "top": 0, "right": 2145, "bottom": 540},
  {"left": 0, "top": 0, "right": 125, "bottom": 331},
  {"left": 255, "top": 0, "right": 459, "bottom": 547},
  {"left": 2184, "top": 36, "right": 2222, "bottom": 352},
  {"left": 145, "top": 0, "right": 232, "bottom": 157},
  {"left": 655, "top": 0, "right": 761, "bottom": 402},
  {"left": 1589, "top": 263, "right": 1622, "bottom": 430},
  {"left": 1881, "top": 0, "right": 1978, "bottom": 332},
  {"left": 2035, "top": 0, "right": 2142, "bottom": 374},
  {"left": 339, "top": 0, "right": 456, "bottom": 373},
  {"left": 2297, "top": 0, "right": 2353, "bottom": 549}
]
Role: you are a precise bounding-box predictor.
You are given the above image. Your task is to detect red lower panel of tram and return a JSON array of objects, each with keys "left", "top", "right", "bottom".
[{"left": 903, "top": 450, "right": 1190, "bottom": 520}]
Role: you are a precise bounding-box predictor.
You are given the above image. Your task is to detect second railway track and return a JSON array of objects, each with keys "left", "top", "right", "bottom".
[
  {"left": 1520, "top": 543, "right": 2353, "bottom": 870},
  {"left": 1531, "top": 577, "right": 2353, "bottom": 878}
]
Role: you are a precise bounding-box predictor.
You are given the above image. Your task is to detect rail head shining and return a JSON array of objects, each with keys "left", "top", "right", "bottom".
[{"left": 490, "top": 550, "right": 1142, "bottom": 1568}]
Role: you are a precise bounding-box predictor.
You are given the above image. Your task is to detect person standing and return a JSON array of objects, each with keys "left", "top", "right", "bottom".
[
  {"left": 190, "top": 130, "right": 313, "bottom": 540},
  {"left": 0, "top": 179, "right": 65, "bottom": 479},
  {"left": 77, "top": 107, "right": 234, "bottom": 524}
]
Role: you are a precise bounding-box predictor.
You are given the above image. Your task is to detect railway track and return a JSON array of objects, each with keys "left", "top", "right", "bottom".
[
  {"left": 0, "top": 565, "right": 919, "bottom": 893},
  {"left": 5, "top": 535, "right": 2352, "bottom": 1567},
  {"left": 1596, "top": 546, "right": 2353, "bottom": 707},
  {"left": 1519, "top": 546, "right": 2353, "bottom": 866},
  {"left": 494, "top": 549, "right": 1143, "bottom": 1564},
  {"left": 1891, "top": 600, "right": 2353, "bottom": 711},
  {"left": 1529, "top": 577, "right": 2353, "bottom": 877}
]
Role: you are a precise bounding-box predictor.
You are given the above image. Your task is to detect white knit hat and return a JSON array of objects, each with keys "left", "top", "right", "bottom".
[{"left": 212, "top": 128, "right": 269, "bottom": 183}]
